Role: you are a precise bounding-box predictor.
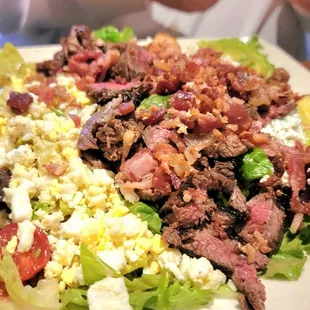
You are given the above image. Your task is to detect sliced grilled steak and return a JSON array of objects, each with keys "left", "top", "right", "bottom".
[
  {"left": 142, "top": 125, "right": 172, "bottom": 150},
  {"left": 0, "top": 167, "right": 11, "bottom": 201},
  {"left": 217, "top": 134, "right": 248, "bottom": 158},
  {"left": 111, "top": 44, "right": 153, "bottom": 81},
  {"left": 36, "top": 51, "right": 64, "bottom": 77},
  {"left": 78, "top": 97, "right": 122, "bottom": 151},
  {"left": 202, "top": 134, "right": 248, "bottom": 159},
  {"left": 213, "top": 160, "right": 235, "bottom": 179},
  {"left": 78, "top": 97, "right": 144, "bottom": 163},
  {"left": 192, "top": 170, "right": 247, "bottom": 213},
  {"left": 61, "top": 25, "right": 98, "bottom": 59},
  {"left": 232, "top": 264, "right": 266, "bottom": 310},
  {"left": 160, "top": 186, "right": 216, "bottom": 227},
  {"left": 86, "top": 82, "right": 151, "bottom": 105},
  {"left": 96, "top": 118, "right": 144, "bottom": 162},
  {"left": 169, "top": 226, "right": 268, "bottom": 310},
  {"left": 239, "top": 193, "right": 285, "bottom": 252}
]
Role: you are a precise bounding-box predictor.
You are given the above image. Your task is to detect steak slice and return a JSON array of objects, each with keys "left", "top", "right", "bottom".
[
  {"left": 0, "top": 167, "right": 11, "bottom": 201},
  {"left": 96, "top": 118, "right": 144, "bottom": 162},
  {"left": 142, "top": 125, "right": 172, "bottom": 150},
  {"left": 112, "top": 44, "right": 153, "bottom": 81},
  {"left": 170, "top": 226, "right": 268, "bottom": 310},
  {"left": 86, "top": 82, "right": 151, "bottom": 105},
  {"left": 192, "top": 170, "right": 248, "bottom": 213},
  {"left": 36, "top": 51, "right": 64, "bottom": 77},
  {"left": 78, "top": 97, "right": 144, "bottom": 164},
  {"left": 213, "top": 160, "right": 235, "bottom": 179},
  {"left": 232, "top": 264, "right": 266, "bottom": 310},
  {"left": 239, "top": 193, "right": 285, "bottom": 252},
  {"left": 217, "top": 134, "right": 248, "bottom": 158},
  {"left": 202, "top": 134, "right": 248, "bottom": 159},
  {"left": 78, "top": 97, "right": 122, "bottom": 151}
]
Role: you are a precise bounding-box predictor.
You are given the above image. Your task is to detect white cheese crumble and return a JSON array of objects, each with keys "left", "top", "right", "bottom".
[
  {"left": 261, "top": 110, "right": 306, "bottom": 147},
  {"left": 4, "top": 187, "right": 32, "bottom": 222},
  {"left": 87, "top": 277, "right": 132, "bottom": 310},
  {"left": 156, "top": 248, "right": 226, "bottom": 290},
  {"left": 17, "top": 220, "right": 36, "bottom": 253}
]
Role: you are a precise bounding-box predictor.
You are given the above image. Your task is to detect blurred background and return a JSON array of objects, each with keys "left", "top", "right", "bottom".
[{"left": 0, "top": 0, "right": 309, "bottom": 61}]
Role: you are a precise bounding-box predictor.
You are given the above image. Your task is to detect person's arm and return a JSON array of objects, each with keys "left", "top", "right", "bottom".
[
  {"left": 289, "top": 0, "right": 310, "bottom": 15},
  {"left": 153, "top": 0, "right": 218, "bottom": 13}
]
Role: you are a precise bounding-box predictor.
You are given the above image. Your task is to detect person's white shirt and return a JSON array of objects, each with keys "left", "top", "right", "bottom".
[{"left": 0, "top": 0, "right": 308, "bottom": 60}]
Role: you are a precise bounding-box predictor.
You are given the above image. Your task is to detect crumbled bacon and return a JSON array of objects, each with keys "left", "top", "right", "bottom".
[
  {"left": 7, "top": 91, "right": 33, "bottom": 115},
  {"left": 120, "top": 149, "right": 155, "bottom": 182},
  {"left": 118, "top": 101, "right": 135, "bottom": 116},
  {"left": 69, "top": 114, "right": 81, "bottom": 127},
  {"left": 44, "top": 162, "right": 69, "bottom": 176}
]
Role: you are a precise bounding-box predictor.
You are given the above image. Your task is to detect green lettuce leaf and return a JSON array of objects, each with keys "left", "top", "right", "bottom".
[
  {"left": 137, "top": 95, "right": 171, "bottom": 112},
  {"left": 125, "top": 274, "right": 161, "bottom": 293},
  {"left": 80, "top": 244, "right": 118, "bottom": 285},
  {"left": 128, "top": 272, "right": 215, "bottom": 310},
  {"left": 0, "top": 252, "right": 61, "bottom": 309},
  {"left": 127, "top": 202, "right": 162, "bottom": 234},
  {"left": 0, "top": 43, "right": 35, "bottom": 86},
  {"left": 93, "top": 26, "right": 135, "bottom": 42},
  {"left": 198, "top": 36, "right": 274, "bottom": 78},
  {"left": 60, "top": 288, "right": 88, "bottom": 310},
  {"left": 265, "top": 233, "right": 308, "bottom": 280},
  {"left": 129, "top": 291, "right": 158, "bottom": 310},
  {"left": 241, "top": 148, "right": 273, "bottom": 180}
]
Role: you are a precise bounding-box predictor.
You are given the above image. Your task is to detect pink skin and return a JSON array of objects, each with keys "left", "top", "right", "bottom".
[
  {"left": 289, "top": 0, "right": 310, "bottom": 15},
  {"left": 153, "top": 0, "right": 218, "bottom": 12}
]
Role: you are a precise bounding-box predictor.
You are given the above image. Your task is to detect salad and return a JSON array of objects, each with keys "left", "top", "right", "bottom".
[{"left": 0, "top": 25, "right": 310, "bottom": 310}]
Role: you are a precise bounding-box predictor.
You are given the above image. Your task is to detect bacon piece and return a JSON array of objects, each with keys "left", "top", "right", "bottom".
[
  {"left": 284, "top": 144, "right": 310, "bottom": 215},
  {"left": 142, "top": 125, "right": 171, "bottom": 150},
  {"left": 195, "top": 114, "right": 222, "bottom": 134},
  {"left": 118, "top": 101, "right": 135, "bottom": 116},
  {"left": 136, "top": 105, "right": 167, "bottom": 126},
  {"left": 68, "top": 50, "right": 120, "bottom": 83},
  {"left": 7, "top": 92, "right": 33, "bottom": 115},
  {"left": 171, "top": 91, "right": 195, "bottom": 111},
  {"left": 121, "top": 149, "right": 155, "bottom": 182},
  {"left": 153, "top": 166, "right": 171, "bottom": 193},
  {"left": 44, "top": 162, "right": 69, "bottom": 176},
  {"left": 225, "top": 102, "right": 252, "bottom": 131},
  {"left": 170, "top": 131, "right": 186, "bottom": 152},
  {"left": 152, "top": 143, "right": 178, "bottom": 163},
  {"left": 69, "top": 114, "right": 81, "bottom": 127}
]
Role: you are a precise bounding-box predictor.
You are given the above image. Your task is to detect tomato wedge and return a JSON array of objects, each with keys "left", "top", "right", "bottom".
[
  {"left": 0, "top": 223, "right": 51, "bottom": 281},
  {"left": 0, "top": 282, "right": 8, "bottom": 298}
]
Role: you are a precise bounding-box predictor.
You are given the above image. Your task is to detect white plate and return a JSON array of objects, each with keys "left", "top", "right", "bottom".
[{"left": 17, "top": 39, "right": 310, "bottom": 310}]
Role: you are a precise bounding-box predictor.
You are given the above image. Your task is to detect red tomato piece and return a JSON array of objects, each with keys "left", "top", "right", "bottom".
[
  {"left": 0, "top": 223, "right": 51, "bottom": 281},
  {"left": 0, "top": 282, "right": 8, "bottom": 298}
]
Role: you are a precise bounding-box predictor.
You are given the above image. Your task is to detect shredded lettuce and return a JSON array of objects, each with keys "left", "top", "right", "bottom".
[
  {"left": 265, "top": 231, "right": 309, "bottom": 280},
  {"left": 0, "top": 252, "right": 61, "bottom": 310},
  {"left": 137, "top": 95, "right": 171, "bottom": 112},
  {"left": 125, "top": 274, "right": 161, "bottom": 293},
  {"left": 60, "top": 288, "right": 88, "bottom": 310},
  {"left": 93, "top": 26, "right": 135, "bottom": 42},
  {"left": 31, "top": 201, "right": 52, "bottom": 219},
  {"left": 297, "top": 95, "right": 310, "bottom": 146},
  {"left": 80, "top": 244, "right": 118, "bottom": 286},
  {"left": 127, "top": 271, "right": 215, "bottom": 310},
  {"left": 0, "top": 43, "right": 35, "bottom": 86},
  {"left": 198, "top": 36, "right": 274, "bottom": 78},
  {"left": 127, "top": 202, "right": 162, "bottom": 234},
  {"left": 241, "top": 148, "right": 273, "bottom": 180}
]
